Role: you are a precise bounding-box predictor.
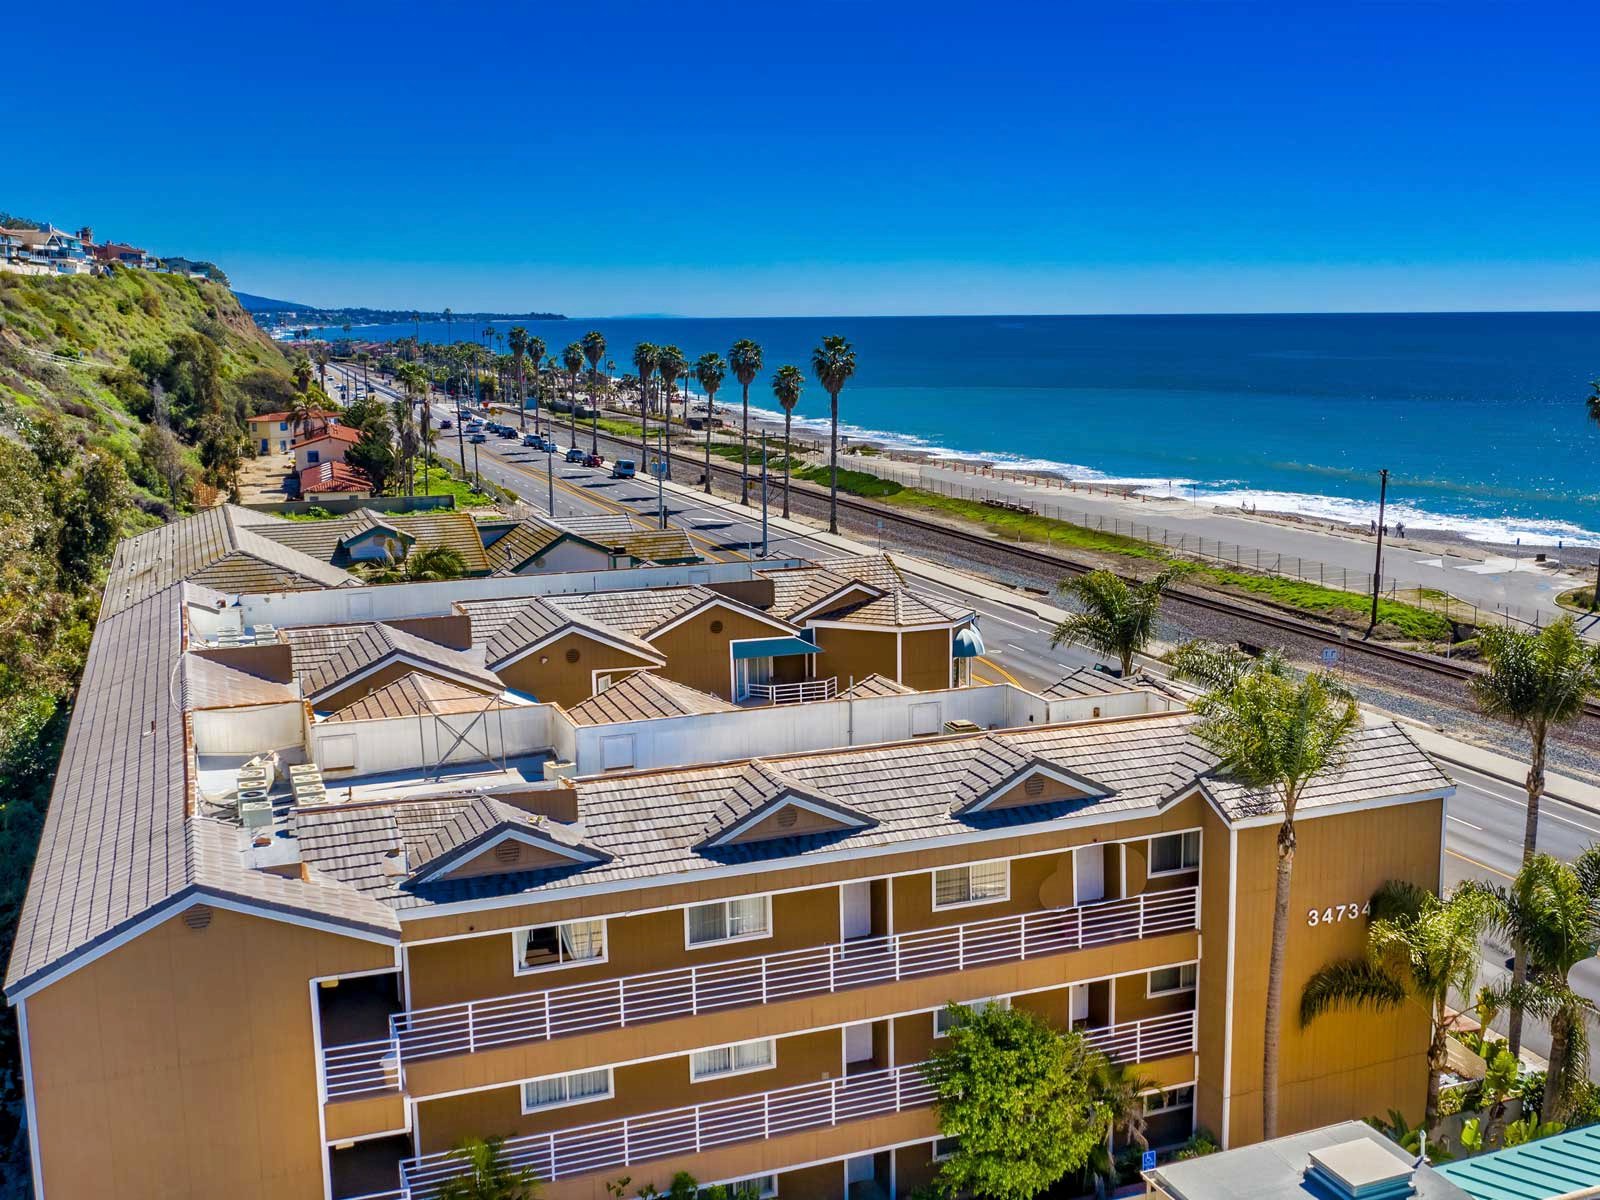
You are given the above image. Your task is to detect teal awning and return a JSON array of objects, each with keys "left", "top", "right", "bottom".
[{"left": 733, "top": 637, "right": 822, "bottom": 660}]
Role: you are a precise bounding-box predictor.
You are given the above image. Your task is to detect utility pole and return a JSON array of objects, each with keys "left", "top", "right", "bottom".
[
  {"left": 656, "top": 429, "right": 667, "bottom": 530},
  {"left": 473, "top": 442, "right": 481, "bottom": 492},
  {"left": 1367, "top": 468, "right": 1389, "bottom": 637},
  {"left": 760, "top": 432, "right": 770, "bottom": 557},
  {"left": 1591, "top": 553, "right": 1599, "bottom": 613},
  {"left": 546, "top": 443, "right": 556, "bottom": 517}
]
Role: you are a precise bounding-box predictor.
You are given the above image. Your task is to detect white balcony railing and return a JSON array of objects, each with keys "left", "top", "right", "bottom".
[
  {"left": 321, "top": 887, "right": 1198, "bottom": 1099},
  {"left": 322, "top": 1037, "right": 401, "bottom": 1100},
  {"left": 741, "top": 677, "right": 838, "bottom": 704},
  {"left": 401, "top": 1059, "right": 937, "bottom": 1196},
  {"left": 397, "top": 1011, "right": 1197, "bottom": 1196}
]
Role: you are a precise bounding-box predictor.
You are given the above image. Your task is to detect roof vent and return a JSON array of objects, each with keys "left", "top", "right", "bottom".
[
  {"left": 183, "top": 905, "right": 214, "bottom": 931},
  {"left": 1304, "top": 1140, "right": 1416, "bottom": 1200}
]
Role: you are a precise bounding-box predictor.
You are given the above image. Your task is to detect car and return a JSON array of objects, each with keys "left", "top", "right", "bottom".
[
  {"left": 468, "top": 432, "right": 487, "bottom": 444},
  {"left": 611, "top": 459, "right": 637, "bottom": 479},
  {"left": 565, "top": 447, "right": 586, "bottom": 463},
  {"left": 583, "top": 453, "right": 605, "bottom": 468},
  {"left": 498, "top": 426, "right": 517, "bottom": 439},
  {"left": 439, "top": 418, "right": 453, "bottom": 430},
  {"left": 523, "top": 432, "right": 545, "bottom": 447}
]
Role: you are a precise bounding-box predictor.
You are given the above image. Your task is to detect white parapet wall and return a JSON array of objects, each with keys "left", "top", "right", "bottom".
[
  {"left": 308, "top": 701, "right": 560, "bottom": 779},
  {"left": 191, "top": 701, "right": 307, "bottom": 758}
]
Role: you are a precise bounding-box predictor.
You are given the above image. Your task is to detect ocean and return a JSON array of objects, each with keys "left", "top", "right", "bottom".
[{"left": 307, "top": 312, "right": 1600, "bottom": 546}]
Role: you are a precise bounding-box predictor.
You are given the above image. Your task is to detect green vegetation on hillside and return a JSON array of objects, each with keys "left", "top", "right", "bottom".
[{"left": 0, "top": 269, "right": 300, "bottom": 1187}]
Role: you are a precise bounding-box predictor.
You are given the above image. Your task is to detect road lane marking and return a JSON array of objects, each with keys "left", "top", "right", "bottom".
[
  {"left": 978, "top": 656, "right": 1020, "bottom": 686},
  {"left": 1446, "top": 849, "right": 1513, "bottom": 880},
  {"left": 1447, "top": 815, "right": 1483, "bottom": 831}
]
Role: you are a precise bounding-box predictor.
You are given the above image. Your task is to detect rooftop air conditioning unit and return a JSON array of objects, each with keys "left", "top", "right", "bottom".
[
  {"left": 943, "top": 719, "right": 983, "bottom": 735},
  {"left": 239, "top": 799, "right": 273, "bottom": 833},
  {"left": 543, "top": 760, "right": 578, "bottom": 782}
]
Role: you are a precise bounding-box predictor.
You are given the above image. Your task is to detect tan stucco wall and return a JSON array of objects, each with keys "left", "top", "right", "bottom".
[{"left": 493, "top": 631, "right": 657, "bottom": 709}]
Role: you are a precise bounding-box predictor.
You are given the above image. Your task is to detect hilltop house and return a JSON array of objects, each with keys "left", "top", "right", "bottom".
[
  {"left": 0, "top": 225, "right": 94, "bottom": 275},
  {"left": 251, "top": 410, "right": 340, "bottom": 456},
  {"left": 293, "top": 423, "right": 362, "bottom": 474}
]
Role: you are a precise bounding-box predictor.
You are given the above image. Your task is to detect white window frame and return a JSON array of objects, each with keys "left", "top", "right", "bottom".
[
  {"left": 690, "top": 1037, "right": 777, "bottom": 1083},
  {"left": 933, "top": 996, "right": 1009, "bottom": 1038},
  {"left": 1148, "top": 830, "right": 1201, "bottom": 877},
  {"left": 1144, "top": 1083, "right": 1196, "bottom": 1115},
  {"left": 683, "top": 894, "right": 773, "bottom": 949},
  {"left": 1147, "top": 962, "right": 1198, "bottom": 998},
  {"left": 512, "top": 918, "right": 608, "bottom": 976},
  {"left": 520, "top": 1066, "right": 614, "bottom": 1114},
  {"left": 931, "top": 860, "right": 1010, "bottom": 910},
  {"left": 932, "top": 1136, "right": 961, "bottom": 1163}
]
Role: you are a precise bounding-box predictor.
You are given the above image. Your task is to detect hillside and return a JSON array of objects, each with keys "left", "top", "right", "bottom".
[{"left": 0, "top": 267, "right": 301, "bottom": 1192}]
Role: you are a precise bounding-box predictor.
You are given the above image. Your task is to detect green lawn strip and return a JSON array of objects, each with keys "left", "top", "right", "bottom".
[{"left": 414, "top": 464, "right": 497, "bottom": 506}]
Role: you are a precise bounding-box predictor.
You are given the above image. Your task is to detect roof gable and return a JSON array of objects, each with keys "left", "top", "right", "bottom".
[
  {"left": 407, "top": 797, "right": 610, "bottom": 884},
  {"left": 949, "top": 737, "right": 1113, "bottom": 817},
  {"left": 698, "top": 760, "right": 875, "bottom": 849}
]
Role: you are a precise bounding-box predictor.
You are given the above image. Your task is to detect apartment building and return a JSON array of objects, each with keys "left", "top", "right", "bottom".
[{"left": 5, "top": 512, "right": 1453, "bottom": 1200}]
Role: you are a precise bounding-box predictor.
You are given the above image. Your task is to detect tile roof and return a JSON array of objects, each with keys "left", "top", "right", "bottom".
[
  {"left": 566, "top": 673, "right": 739, "bottom": 725},
  {"left": 248, "top": 508, "right": 491, "bottom": 574},
  {"left": 325, "top": 672, "right": 512, "bottom": 722},
  {"left": 406, "top": 796, "right": 606, "bottom": 881},
  {"left": 280, "top": 621, "right": 503, "bottom": 702},
  {"left": 839, "top": 673, "right": 914, "bottom": 698},
  {"left": 555, "top": 513, "right": 638, "bottom": 542},
  {"left": 757, "top": 555, "right": 909, "bottom": 620},
  {"left": 101, "top": 506, "right": 357, "bottom": 617},
  {"left": 293, "top": 712, "right": 1449, "bottom": 913},
  {"left": 182, "top": 653, "right": 299, "bottom": 709},
  {"left": 823, "top": 588, "right": 973, "bottom": 627},
  {"left": 619, "top": 528, "right": 699, "bottom": 563},
  {"left": 482, "top": 518, "right": 573, "bottom": 574},
  {"left": 293, "top": 424, "right": 363, "bottom": 448},
  {"left": 301, "top": 461, "right": 373, "bottom": 494},
  {"left": 1042, "top": 667, "right": 1147, "bottom": 699},
  {"left": 458, "top": 596, "right": 665, "bottom": 667}
]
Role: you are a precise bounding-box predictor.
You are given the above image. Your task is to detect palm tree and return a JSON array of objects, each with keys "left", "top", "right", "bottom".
[
  {"left": 508, "top": 327, "right": 529, "bottom": 431},
  {"left": 656, "top": 345, "right": 687, "bottom": 480},
  {"left": 1192, "top": 666, "right": 1360, "bottom": 1139},
  {"left": 810, "top": 335, "right": 856, "bottom": 534},
  {"left": 524, "top": 336, "right": 546, "bottom": 433},
  {"left": 1468, "top": 849, "right": 1600, "bottom": 1123},
  {"left": 355, "top": 350, "right": 371, "bottom": 392},
  {"left": 1301, "top": 881, "right": 1490, "bottom": 1128},
  {"left": 562, "top": 342, "right": 584, "bottom": 448},
  {"left": 695, "top": 352, "right": 727, "bottom": 495},
  {"left": 728, "top": 339, "right": 763, "bottom": 504},
  {"left": 1050, "top": 567, "right": 1190, "bottom": 677},
  {"left": 771, "top": 364, "right": 804, "bottom": 518},
  {"left": 396, "top": 363, "right": 431, "bottom": 494},
  {"left": 632, "top": 342, "right": 659, "bottom": 468},
  {"left": 311, "top": 342, "right": 331, "bottom": 393},
  {"left": 582, "top": 330, "right": 607, "bottom": 453},
  {"left": 1084, "top": 1057, "right": 1155, "bottom": 1195},
  {"left": 434, "top": 1135, "right": 541, "bottom": 1200},
  {"left": 1585, "top": 379, "right": 1600, "bottom": 427},
  {"left": 287, "top": 395, "right": 314, "bottom": 444},
  {"left": 1469, "top": 617, "right": 1600, "bottom": 1054},
  {"left": 389, "top": 396, "right": 419, "bottom": 497},
  {"left": 1165, "top": 639, "right": 1290, "bottom": 689}
]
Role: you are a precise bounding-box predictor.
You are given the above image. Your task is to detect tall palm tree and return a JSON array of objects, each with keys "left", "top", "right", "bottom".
[
  {"left": 810, "top": 334, "right": 856, "bottom": 534},
  {"left": 389, "top": 397, "right": 419, "bottom": 497},
  {"left": 1050, "top": 567, "right": 1190, "bottom": 677},
  {"left": 582, "top": 330, "right": 607, "bottom": 453},
  {"left": 523, "top": 336, "right": 546, "bottom": 433},
  {"left": 632, "top": 342, "right": 659, "bottom": 469},
  {"left": 1192, "top": 666, "right": 1360, "bottom": 1139},
  {"left": 728, "top": 339, "right": 764, "bottom": 504},
  {"left": 1468, "top": 849, "right": 1600, "bottom": 1123},
  {"left": 1469, "top": 616, "right": 1600, "bottom": 1054},
  {"left": 695, "top": 352, "right": 727, "bottom": 495},
  {"left": 311, "top": 342, "right": 331, "bottom": 393},
  {"left": 562, "top": 342, "right": 585, "bottom": 448},
  {"left": 1301, "top": 881, "right": 1490, "bottom": 1128},
  {"left": 508, "top": 327, "right": 529, "bottom": 431},
  {"left": 771, "top": 364, "right": 804, "bottom": 518},
  {"left": 656, "top": 345, "right": 687, "bottom": 480}
]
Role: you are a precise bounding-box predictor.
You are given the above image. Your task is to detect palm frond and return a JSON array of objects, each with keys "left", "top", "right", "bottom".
[{"left": 1301, "top": 958, "right": 1406, "bottom": 1026}]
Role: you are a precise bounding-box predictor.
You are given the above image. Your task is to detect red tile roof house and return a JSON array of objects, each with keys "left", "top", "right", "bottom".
[
  {"left": 249, "top": 411, "right": 341, "bottom": 456},
  {"left": 298, "top": 461, "right": 374, "bottom": 501},
  {"left": 292, "top": 423, "right": 362, "bottom": 475}
]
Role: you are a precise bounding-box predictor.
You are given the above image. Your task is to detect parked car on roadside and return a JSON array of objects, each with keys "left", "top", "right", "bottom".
[
  {"left": 583, "top": 453, "right": 605, "bottom": 468},
  {"left": 523, "top": 432, "right": 543, "bottom": 447},
  {"left": 439, "top": 418, "right": 453, "bottom": 430},
  {"left": 611, "top": 459, "right": 636, "bottom": 479}
]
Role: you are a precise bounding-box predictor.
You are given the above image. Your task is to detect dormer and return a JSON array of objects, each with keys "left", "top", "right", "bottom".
[
  {"left": 407, "top": 796, "right": 610, "bottom": 885},
  {"left": 951, "top": 739, "right": 1111, "bottom": 817},
  {"left": 697, "top": 760, "right": 875, "bottom": 850},
  {"left": 339, "top": 522, "right": 413, "bottom": 563}
]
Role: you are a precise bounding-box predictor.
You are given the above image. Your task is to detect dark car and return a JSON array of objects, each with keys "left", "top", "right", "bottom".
[
  {"left": 468, "top": 432, "right": 487, "bottom": 444},
  {"left": 565, "top": 447, "right": 586, "bottom": 463},
  {"left": 498, "top": 427, "right": 517, "bottom": 439},
  {"left": 439, "top": 418, "right": 453, "bottom": 430}
]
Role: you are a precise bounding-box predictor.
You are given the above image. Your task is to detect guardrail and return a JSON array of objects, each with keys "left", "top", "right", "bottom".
[
  {"left": 741, "top": 677, "right": 839, "bottom": 705},
  {"left": 397, "top": 1009, "right": 1197, "bottom": 1195},
  {"left": 317, "top": 886, "right": 1198, "bottom": 1098}
]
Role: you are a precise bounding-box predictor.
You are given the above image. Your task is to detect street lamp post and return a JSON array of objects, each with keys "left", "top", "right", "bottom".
[
  {"left": 760, "top": 432, "right": 770, "bottom": 558},
  {"left": 1367, "top": 467, "right": 1389, "bottom": 637},
  {"left": 546, "top": 442, "right": 555, "bottom": 517}
]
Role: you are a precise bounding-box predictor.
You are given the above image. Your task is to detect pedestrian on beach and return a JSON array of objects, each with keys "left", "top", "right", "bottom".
[
  {"left": 1370, "top": 519, "right": 1377, "bottom": 534},
  {"left": 1396, "top": 522, "right": 1405, "bottom": 538}
]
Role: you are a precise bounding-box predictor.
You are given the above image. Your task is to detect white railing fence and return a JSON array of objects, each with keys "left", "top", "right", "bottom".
[{"left": 741, "top": 677, "right": 839, "bottom": 705}]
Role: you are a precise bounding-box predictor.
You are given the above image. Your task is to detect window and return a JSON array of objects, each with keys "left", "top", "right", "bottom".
[
  {"left": 278, "top": 421, "right": 288, "bottom": 431},
  {"left": 307, "top": 449, "right": 320, "bottom": 464},
  {"left": 932, "top": 861, "right": 1009, "bottom": 909},
  {"left": 685, "top": 896, "right": 771, "bottom": 947},
  {"left": 1144, "top": 1084, "right": 1196, "bottom": 1115},
  {"left": 932, "top": 1137, "right": 961, "bottom": 1162},
  {"left": 521, "top": 1066, "right": 613, "bottom": 1113},
  {"left": 515, "top": 919, "right": 606, "bottom": 974},
  {"left": 934, "top": 996, "right": 1009, "bottom": 1038},
  {"left": 690, "top": 1037, "right": 775, "bottom": 1082},
  {"left": 701, "top": 1177, "right": 777, "bottom": 1199},
  {"left": 1148, "top": 963, "right": 1198, "bottom": 996},
  {"left": 1149, "top": 831, "right": 1201, "bottom": 875}
]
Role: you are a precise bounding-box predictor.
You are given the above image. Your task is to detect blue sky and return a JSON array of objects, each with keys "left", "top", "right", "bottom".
[{"left": 7, "top": 1, "right": 1599, "bottom": 315}]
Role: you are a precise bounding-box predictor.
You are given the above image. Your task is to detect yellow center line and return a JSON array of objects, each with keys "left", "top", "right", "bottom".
[
  {"left": 978, "top": 656, "right": 1020, "bottom": 686},
  {"left": 1445, "top": 848, "right": 1513, "bottom": 880}
]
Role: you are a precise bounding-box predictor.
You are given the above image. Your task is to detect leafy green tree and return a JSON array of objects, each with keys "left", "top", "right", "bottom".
[
  {"left": 810, "top": 335, "right": 856, "bottom": 534},
  {"left": 137, "top": 424, "right": 189, "bottom": 503},
  {"left": 345, "top": 418, "right": 398, "bottom": 495},
  {"left": 360, "top": 545, "right": 469, "bottom": 584},
  {"left": 695, "top": 352, "right": 727, "bottom": 495},
  {"left": 1468, "top": 618, "right": 1600, "bottom": 1054},
  {"left": 1467, "top": 850, "right": 1600, "bottom": 1123},
  {"left": 1301, "top": 881, "right": 1490, "bottom": 1127},
  {"left": 1191, "top": 667, "right": 1360, "bottom": 1139},
  {"left": 55, "top": 451, "right": 129, "bottom": 590},
  {"left": 925, "top": 1002, "right": 1108, "bottom": 1200},
  {"left": 1050, "top": 566, "right": 1189, "bottom": 678},
  {"left": 435, "top": 1135, "right": 541, "bottom": 1200},
  {"left": 770, "top": 365, "right": 803, "bottom": 518},
  {"left": 728, "top": 340, "right": 763, "bottom": 504}
]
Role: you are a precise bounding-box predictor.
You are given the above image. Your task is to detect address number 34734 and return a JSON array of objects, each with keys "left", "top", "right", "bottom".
[{"left": 1306, "top": 901, "right": 1371, "bottom": 927}]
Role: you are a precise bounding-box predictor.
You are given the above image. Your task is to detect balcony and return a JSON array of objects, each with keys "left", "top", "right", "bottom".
[
  {"left": 322, "top": 887, "right": 1197, "bottom": 1100},
  {"left": 740, "top": 676, "right": 838, "bottom": 705},
  {"left": 397, "top": 1011, "right": 1197, "bottom": 1196}
]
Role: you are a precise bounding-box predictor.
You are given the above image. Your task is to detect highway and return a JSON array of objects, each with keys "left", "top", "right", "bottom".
[{"left": 339, "top": 363, "right": 1600, "bottom": 1077}]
